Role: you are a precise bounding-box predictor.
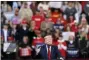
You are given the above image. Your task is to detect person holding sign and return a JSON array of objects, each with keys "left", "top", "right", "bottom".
[
  {"left": 18, "top": 36, "right": 32, "bottom": 60},
  {"left": 66, "top": 35, "right": 79, "bottom": 58}
]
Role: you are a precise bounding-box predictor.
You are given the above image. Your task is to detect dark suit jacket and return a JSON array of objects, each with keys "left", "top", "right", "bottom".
[
  {"left": 37, "top": 44, "right": 62, "bottom": 60},
  {"left": 1, "top": 29, "right": 11, "bottom": 42}
]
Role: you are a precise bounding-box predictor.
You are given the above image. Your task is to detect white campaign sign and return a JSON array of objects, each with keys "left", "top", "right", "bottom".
[{"left": 62, "top": 32, "right": 75, "bottom": 41}]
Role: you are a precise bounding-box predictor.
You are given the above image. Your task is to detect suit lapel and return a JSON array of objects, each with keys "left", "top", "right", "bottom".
[
  {"left": 44, "top": 45, "right": 48, "bottom": 59},
  {"left": 51, "top": 46, "right": 53, "bottom": 59}
]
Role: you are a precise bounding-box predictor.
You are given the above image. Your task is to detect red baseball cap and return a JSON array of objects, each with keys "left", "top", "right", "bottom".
[{"left": 21, "top": 19, "right": 27, "bottom": 24}]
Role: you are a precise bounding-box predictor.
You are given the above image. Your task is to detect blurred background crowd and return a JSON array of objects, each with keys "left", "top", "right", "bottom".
[{"left": 1, "top": 1, "right": 89, "bottom": 60}]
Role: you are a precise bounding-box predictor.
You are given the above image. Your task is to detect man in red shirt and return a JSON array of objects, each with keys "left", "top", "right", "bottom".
[{"left": 32, "top": 10, "right": 45, "bottom": 29}]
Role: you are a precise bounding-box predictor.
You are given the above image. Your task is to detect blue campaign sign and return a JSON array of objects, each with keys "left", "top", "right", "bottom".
[{"left": 67, "top": 48, "right": 79, "bottom": 57}]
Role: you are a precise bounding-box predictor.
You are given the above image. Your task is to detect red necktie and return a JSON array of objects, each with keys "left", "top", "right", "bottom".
[{"left": 48, "top": 46, "right": 51, "bottom": 60}]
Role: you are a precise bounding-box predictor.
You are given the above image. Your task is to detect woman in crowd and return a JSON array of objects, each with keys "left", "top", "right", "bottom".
[
  {"left": 18, "top": 36, "right": 32, "bottom": 60},
  {"left": 57, "top": 35, "right": 67, "bottom": 59},
  {"left": 79, "top": 17, "right": 89, "bottom": 34},
  {"left": 53, "top": 30, "right": 61, "bottom": 46}
]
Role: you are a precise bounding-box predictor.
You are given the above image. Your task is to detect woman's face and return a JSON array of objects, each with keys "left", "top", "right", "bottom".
[
  {"left": 59, "top": 37, "right": 62, "bottom": 40},
  {"left": 81, "top": 20, "right": 87, "bottom": 25},
  {"left": 23, "top": 37, "right": 28, "bottom": 43},
  {"left": 67, "top": 26, "right": 71, "bottom": 31},
  {"left": 55, "top": 33, "right": 59, "bottom": 38}
]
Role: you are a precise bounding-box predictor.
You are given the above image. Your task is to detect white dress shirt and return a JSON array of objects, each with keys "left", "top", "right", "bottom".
[
  {"left": 3, "top": 29, "right": 8, "bottom": 42},
  {"left": 46, "top": 45, "right": 51, "bottom": 54}
]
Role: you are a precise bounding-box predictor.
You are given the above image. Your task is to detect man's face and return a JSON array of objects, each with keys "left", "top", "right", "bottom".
[
  {"left": 69, "top": 36, "right": 74, "bottom": 40},
  {"left": 44, "top": 35, "right": 53, "bottom": 45}
]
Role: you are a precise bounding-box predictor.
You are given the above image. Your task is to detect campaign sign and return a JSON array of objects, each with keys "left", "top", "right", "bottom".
[
  {"left": 20, "top": 48, "right": 31, "bottom": 56},
  {"left": 3, "top": 42, "right": 16, "bottom": 52}
]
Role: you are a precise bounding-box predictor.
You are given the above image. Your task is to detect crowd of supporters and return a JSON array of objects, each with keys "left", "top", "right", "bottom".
[{"left": 1, "top": 1, "right": 89, "bottom": 60}]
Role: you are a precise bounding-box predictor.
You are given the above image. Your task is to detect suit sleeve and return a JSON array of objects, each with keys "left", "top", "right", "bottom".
[{"left": 55, "top": 46, "right": 62, "bottom": 59}]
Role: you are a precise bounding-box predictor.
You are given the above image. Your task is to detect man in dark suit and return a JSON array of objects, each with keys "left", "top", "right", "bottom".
[
  {"left": 1, "top": 24, "right": 11, "bottom": 42},
  {"left": 35, "top": 34, "right": 63, "bottom": 60}
]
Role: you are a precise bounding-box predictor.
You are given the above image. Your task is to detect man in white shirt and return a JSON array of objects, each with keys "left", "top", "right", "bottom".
[{"left": 1, "top": 24, "right": 11, "bottom": 42}]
